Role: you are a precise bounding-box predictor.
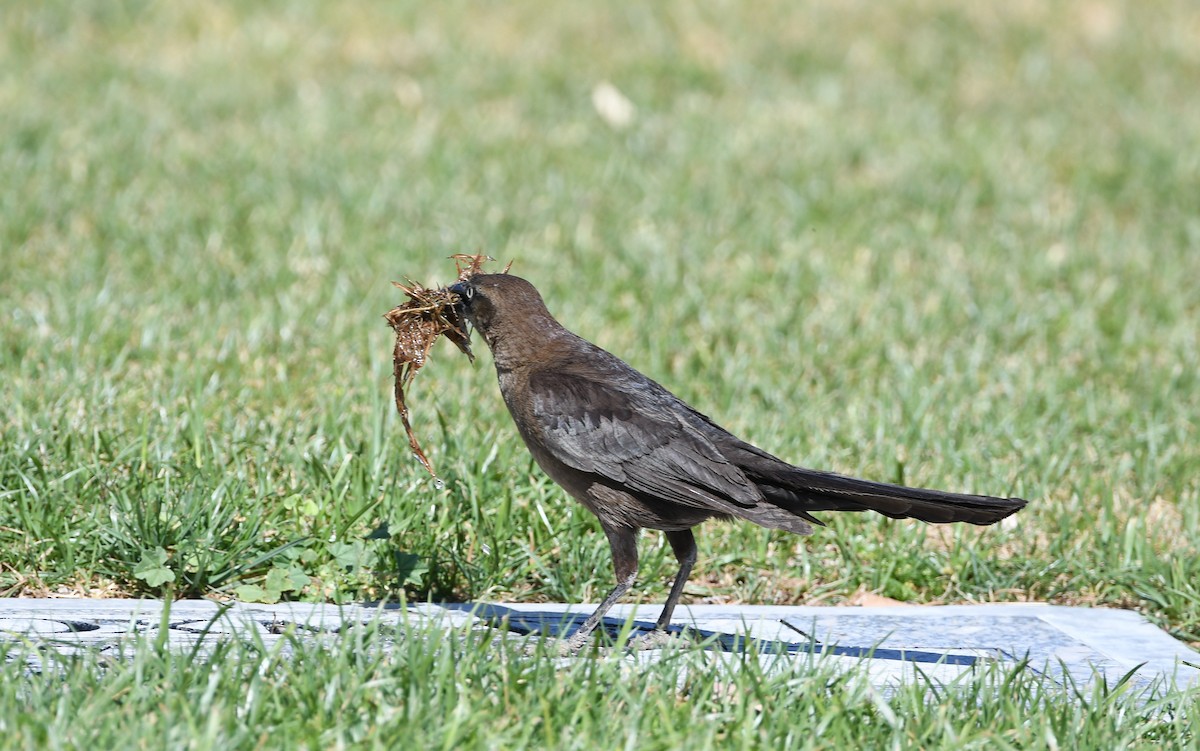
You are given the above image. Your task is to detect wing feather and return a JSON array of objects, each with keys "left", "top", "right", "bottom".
[{"left": 526, "top": 368, "right": 763, "bottom": 509}]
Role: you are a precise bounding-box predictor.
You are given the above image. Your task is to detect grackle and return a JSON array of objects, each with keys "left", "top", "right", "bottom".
[{"left": 449, "top": 273, "right": 1026, "bottom": 650}]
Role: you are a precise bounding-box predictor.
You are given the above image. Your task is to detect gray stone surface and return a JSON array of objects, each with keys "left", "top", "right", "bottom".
[
  {"left": 3, "top": 599, "right": 1196, "bottom": 693},
  {"left": 468, "top": 602, "right": 1200, "bottom": 692}
]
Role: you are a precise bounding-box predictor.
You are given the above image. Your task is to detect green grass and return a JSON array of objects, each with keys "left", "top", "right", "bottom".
[
  {"left": 1, "top": 614, "right": 1195, "bottom": 751},
  {"left": 2, "top": 0, "right": 1199, "bottom": 746}
]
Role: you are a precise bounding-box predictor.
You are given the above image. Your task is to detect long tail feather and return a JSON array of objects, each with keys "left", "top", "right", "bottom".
[
  {"left": 725, "top": 439, "right": 1025, "bottom": 527},
  {"left": 762, "top": 466, "right": 1026, "bottom": 525}
]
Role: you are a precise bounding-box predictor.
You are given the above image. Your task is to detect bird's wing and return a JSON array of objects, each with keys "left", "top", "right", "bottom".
[{"left": 525, "top": 368, "right": 765, "bottom": 509}]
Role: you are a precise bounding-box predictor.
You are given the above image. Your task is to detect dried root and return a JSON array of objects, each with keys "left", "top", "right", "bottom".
[{"left": 383, "top": 254, "right": 498, "bottom": 478}]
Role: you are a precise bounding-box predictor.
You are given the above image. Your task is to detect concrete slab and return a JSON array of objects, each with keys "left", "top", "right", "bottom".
[
  {"left": 463, "top": 602, "right": 1200, "bottom": 692},
  {"left": 2, "top": 599, "right": 1196, "bottom": 694}
]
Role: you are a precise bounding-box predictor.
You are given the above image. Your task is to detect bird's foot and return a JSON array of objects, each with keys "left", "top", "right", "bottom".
[
  {"left": 522, "top": 626, "right": 691, "bottom": 656},
  {"left": 627, "top": 628, "right": 682, "bottom": 651},
  {"left": 522, "top": 632, "right": 594, "bottom": 657},
  {"left": 557, "top": 633, "right": 595, "bottom": 656}
]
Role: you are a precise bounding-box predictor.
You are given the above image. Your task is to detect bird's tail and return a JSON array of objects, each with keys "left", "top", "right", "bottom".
[
  {"left": 728, "top": 442, "right": 1026, "bottom": 527},
  {"left": 767, "top": 466, "right": 1026, "bottom": 525}
]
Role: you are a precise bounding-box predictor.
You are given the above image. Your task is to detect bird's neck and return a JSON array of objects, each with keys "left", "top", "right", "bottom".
[{"left": 485, "top": 313, "right": 572, "bottom": 373}]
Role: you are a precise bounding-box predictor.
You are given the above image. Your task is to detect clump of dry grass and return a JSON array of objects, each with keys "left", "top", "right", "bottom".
[{"left": 383, "top": 254, "right": 497, "bottom": 477}]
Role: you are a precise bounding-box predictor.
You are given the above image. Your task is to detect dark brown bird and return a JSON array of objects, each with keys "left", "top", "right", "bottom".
[{"left": 449, "top": 273, "right": 1026, "bottom": 649}]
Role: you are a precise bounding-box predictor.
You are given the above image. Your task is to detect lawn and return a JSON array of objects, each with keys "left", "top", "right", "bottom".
[{"left": 2, "top": 0, "right": 1199, "bottom": 747}]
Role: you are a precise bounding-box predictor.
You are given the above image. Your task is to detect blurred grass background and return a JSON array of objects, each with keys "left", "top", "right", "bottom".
[{"left": 2, "top": 0, "right": 1199, "bottom": 643}]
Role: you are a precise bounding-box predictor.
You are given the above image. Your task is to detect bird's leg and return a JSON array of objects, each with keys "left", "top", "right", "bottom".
[
  {"left": 625, "top": 529, "right": 698, "bottom": 651},
  {"left": 560, "top": 526, "right": 638, "bottom": 652},
  {"left": 655, "top": 528, "right": 697, "bottom": 631}
]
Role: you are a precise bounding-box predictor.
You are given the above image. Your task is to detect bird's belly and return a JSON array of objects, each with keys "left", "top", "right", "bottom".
[{"left": 582, "top": 482, "right": 718, "bottom": 531}]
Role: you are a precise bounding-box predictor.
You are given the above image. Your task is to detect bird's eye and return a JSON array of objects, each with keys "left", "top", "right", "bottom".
[{"left": 465, "top": 286, "right": 475, "bottom": 300}]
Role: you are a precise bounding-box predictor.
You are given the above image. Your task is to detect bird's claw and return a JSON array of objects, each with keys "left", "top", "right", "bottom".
[
  {"left": 627, "top": 628, "right": 682, "bottom": 651},
  {"left": 521, "top": 628, "right": 691, "bottom": 657}
]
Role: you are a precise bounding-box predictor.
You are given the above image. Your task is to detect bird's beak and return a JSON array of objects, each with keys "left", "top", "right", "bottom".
[
  {"left": 447, "top": 281, "right": 472, "bottom": 318},
  {"left": 444, "top": 281, "right": 475, "bottom": 362}
]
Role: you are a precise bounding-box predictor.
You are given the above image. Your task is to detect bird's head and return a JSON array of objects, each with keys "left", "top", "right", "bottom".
[{"left": 448, "top": 274, "right": 561, "bottom": 359}]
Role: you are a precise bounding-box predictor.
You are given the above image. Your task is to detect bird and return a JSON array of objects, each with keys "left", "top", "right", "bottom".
[{"left": 447, "top": 272, "right": 1027, "bottom": 650}]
